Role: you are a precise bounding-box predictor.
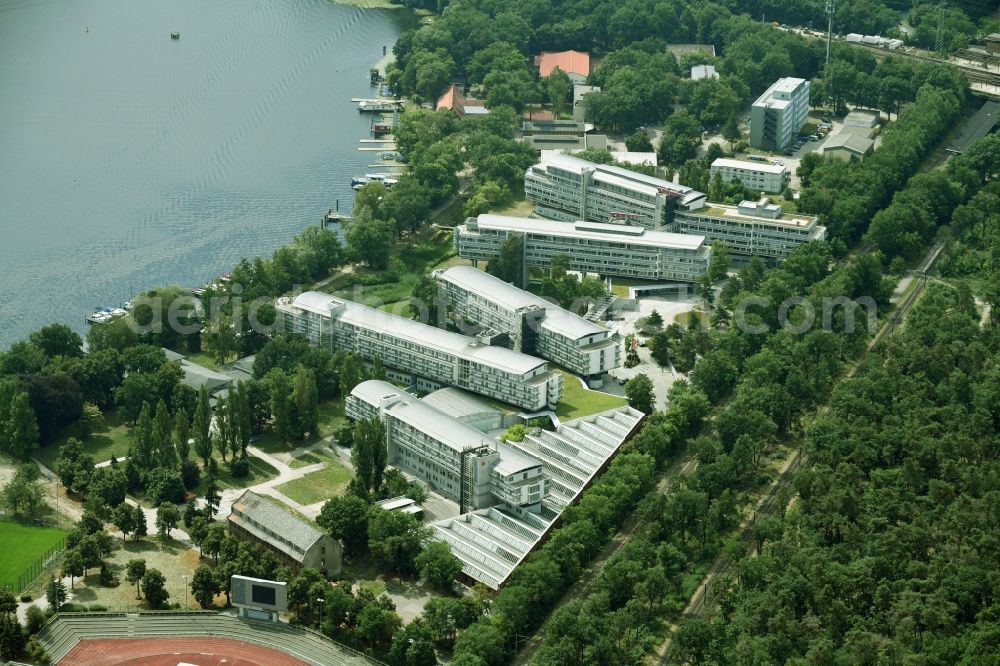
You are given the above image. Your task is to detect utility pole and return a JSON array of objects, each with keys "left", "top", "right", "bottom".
[
  {"left": 936, "top": 1, "right": 947, "bottom": 56},
  {"left": 826, "top": 0, "right": 836, "bottom": 67}
]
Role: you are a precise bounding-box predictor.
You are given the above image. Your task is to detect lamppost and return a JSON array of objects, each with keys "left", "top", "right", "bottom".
[
  {"left": 183, "top": 575, "right": 188, "bottom": 607},
  {"left": 316, "top": 597, "right": 325, "bottom": 627}
]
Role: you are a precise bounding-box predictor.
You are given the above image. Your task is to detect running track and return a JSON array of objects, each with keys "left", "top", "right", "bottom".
[{"left": 60, "top": 637, "right": 310, "bottom": 666}]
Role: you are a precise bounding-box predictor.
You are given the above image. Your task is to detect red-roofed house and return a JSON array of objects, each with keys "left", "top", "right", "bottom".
[
  {"left": 436, "top": 84, "right": 489, "bottom": 117},
  {"left": 534, "top": 50, "right": 591, "bottom": 83}
]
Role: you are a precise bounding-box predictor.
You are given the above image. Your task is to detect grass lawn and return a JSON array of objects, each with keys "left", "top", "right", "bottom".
[
  {"left": 36, "top": 411, "right": 132, "bottom": 469},
  {"left": 289, "top": 451, "right": 325, "bottom": 470},
  {"left": 607, "top": 277, "right": 665, "bottom": 298},
  {"left": 182, "top": 351, "right": 220, "bottom": 370},
  {"left": 0, "top": 521, "right": 67, "bottom": 592},
  {"left": 275, "top": 455, "right": 352, "bottom": 506},
  {"left": 62, "top": 538, "right": 203, "bottom": 611},
  {"left": 675, "top": 309, "right": 711, "bottom": 329},
  {"left": 493, "top": 198, "right": 535, "bottom": 217},
  {"left": 189, "top": 452, "right": 279, "bottom": 498},
  {"left": 254, "top": 402, "right": 347, "bottom": 455},
  {"left": 555, "top": 371, "right": 628, "bottom": 421}
]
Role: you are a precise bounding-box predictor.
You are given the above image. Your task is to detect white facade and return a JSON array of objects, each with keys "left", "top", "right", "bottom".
[
  {"left": 710, "top": 158, "right": 788, "bottom": 194},
  {"left": 346, "top": 381, "right": 550, "bottom": 514},
  {"left": 434, "top": 265, "right": 621, "bottom": 378},
  {"left": 455, "top": 214, "right": 712, "bottom": 282},
  {"left": 523, "top": 154, "right": 824, "bottom": 260},
  {"left": 277, "top": 292, "right": 563, "bottom": 411},
  {"left": 750, "top": 77, "right": 810, "bottom": 152}
]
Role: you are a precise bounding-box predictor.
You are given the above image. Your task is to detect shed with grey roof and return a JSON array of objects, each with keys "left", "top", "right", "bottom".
[{"left": 228, "top": 490, "right": 342, "bottom": 577}]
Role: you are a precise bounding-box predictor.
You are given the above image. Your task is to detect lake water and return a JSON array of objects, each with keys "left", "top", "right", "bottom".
[{"left": 0, "top": 0, "right": 410, "bottom": 347}]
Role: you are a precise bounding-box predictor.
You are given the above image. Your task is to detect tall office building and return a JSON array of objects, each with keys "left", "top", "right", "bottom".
[
  {"left": 750, "top": 77, "right": 810, "bottom": 152},
  {"left": 276, "top": 292, "right": 563, "bottom": 411}
]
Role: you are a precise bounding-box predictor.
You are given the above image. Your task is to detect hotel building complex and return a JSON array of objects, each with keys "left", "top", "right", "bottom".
[
  {"left": 276, "top": 292, "right": 563, "bottom": 411},
  {"left": 455, "top": 214, "right": 712, "bottom": 282},
  {"left": 433, "top": 265, "right": 621, "bottom": 380},
  {"left": 750, "top": 77, "right": 811, "bottom": 152},
  {"left": 522, "top": 153, "right": 824, "bottom": 260},
  {"left": 347, "top": 380, "right": 645, "bottom": 589}
]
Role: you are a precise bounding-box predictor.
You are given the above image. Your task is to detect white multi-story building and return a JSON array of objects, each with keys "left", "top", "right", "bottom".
[
  {"left": 525, "top": 152, "right": 707, "bottom": 229},
  {"left": 347, "top": 381, "right": 549, "bottom": 514},
  {"left": 710, "top": 158, "right": 788, "bottom": 194},
  {"left": 523, "top": 153, "right": 824, "bottom": 260},
  {"left": 672, "top": 197, "right": 826, "bottom": 259},
  {"left": 276, "top": 292, "right": 563, "bottom": 411},
  {"left": 750, "top": 77, "right": 810, "bottom": 152},
  {"left": 433, "top": 265, "right": 621, "bottom": 381},
  {"left": 455, "top": 214, "right": 711, "bottom": 282},
  {"left": 347, "top": 379, "right": 646, "bottom": 589}
]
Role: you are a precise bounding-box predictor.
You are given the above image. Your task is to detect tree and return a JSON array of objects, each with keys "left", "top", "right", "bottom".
[
  {"left": 346, "top": 216, "right": 394, "bottom": 270},
  {"left": 625, "top": 374, "right": 655, "bottom": 414},
  {"left": 133, "top": 504, "right": 148, "bottom": 540},
  {"left": 174, "top": 408, "right": 191, "bottom": 461},
  {"left": 5, "top": 391, "right": 39, "bottom": 459},
  {"left": 270, "top": 371, "right": 294, "bottom": 445},
  {"left": 29, "top": 323, "right": 83, "bottom": 359},
  {"left": 708, "top": 242, "right": 731, "bottom": 283},
  {"left": 356, "top": 602, "right": 402, "bottom": 649},
  {"left": 191, "top": 564, "right": 220, "bottom": 608},
  {"left": 193, "top": 386, "right": 212, "bottom": 466},
  {"left": 62, "top": 549, "right": 85, "bottom": 588},
  {"left": 486, "top": 234, "right": 524, "bottom": 287},
  {"left": 125, "top": 560, "right": 146, "bottom": 599},
  {"left": 113, "top": 504, "right": 135, "bottom": 541},
  {"left": 141, "top": 568, "right": 169, "bottom": 608},
  {"left": 317, "top": 494, "right": 371, "bottom": 555},
  {"left": 46, "top": 579, "right": 66, "bottom": 612},
  {"left": 626, "top": 131, "right": 654, "bottom": 153},
  {"left": 74, "top": 402, "right": 104, "bottom": 440},
  {"left": 416, "top": 541, "right": 462, "bottom": 592},
  {"left": 351, "top": 418, "right": 387, "bottom": 497},
  {"left": 367, "top": 508, "right": 428, "bottom": 574},
  {"left": 722, "top": 114, "right": 741, "bottom": 150},
  {"left": 156, "top": 502, "right": 180, "bottom": 540},
  {"left": 388, "top": 619, "right": 437, "bottom": 666},
  {"left": 545, "top": 67, "right": 573, "bottom": 118},
  {"left": 293, "top": 367, "right": 319, "bottom": 439},
  {"left": 2, "top": 464, "right": 44, "bottom": 517}
]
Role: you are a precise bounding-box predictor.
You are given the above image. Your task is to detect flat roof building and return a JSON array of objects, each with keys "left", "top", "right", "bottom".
[
  {"left": 434, "top": 265, "right": 621, "bottom": 381},
  {"left": 346, "top": 380, "right": 645, "bottom": 589},
  {"left": 673, "top": 197, "right": 826, "bottom": 259},
  {"left": 455, "top": 214, "right": 711, "bottom": 282},
  {"left": 347, "top": 381, "right": 550, "bottom": 514},
  {"left": 524, "top": 153, "right": 824, "bottom": 260},
  {"left": 228, "top": 490, "right": 341, "bottom": 577},
  {"left": 276, "top": 292, "right": 563, "bottom": 411},
  {"left": 710, "top": 157, "right": 788, "bottom": 194},
  {"left": 750, "top": 77, "right": 810, "bottom": 152}
]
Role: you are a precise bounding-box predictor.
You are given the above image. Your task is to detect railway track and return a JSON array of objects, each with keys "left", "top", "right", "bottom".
[{"left": 657, "top": 242, "right": 946, "bottom": 663}]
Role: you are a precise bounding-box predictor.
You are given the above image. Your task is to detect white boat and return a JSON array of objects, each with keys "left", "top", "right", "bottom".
[
  {"left": 357, "top": 99, "right": 401, "bottom": 112},
  {"left": 86, "top": 307, "right": 127, "bottom": 325},
  {"left": 351, "top": 173, "right": 398, "bottom": 190}
]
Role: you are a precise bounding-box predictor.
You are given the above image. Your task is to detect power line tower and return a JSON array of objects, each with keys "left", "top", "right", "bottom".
[
  {"left": 825, "top": 0, "right": 836, "bottom": 68},
  {"left": 935, "top": 0, "right": 947, "bottom": 56}
]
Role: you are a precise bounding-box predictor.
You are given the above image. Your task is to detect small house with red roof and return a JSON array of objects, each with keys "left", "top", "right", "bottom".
[{"left": 534, "top": 50, "right": 591, "bottom": 84}]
